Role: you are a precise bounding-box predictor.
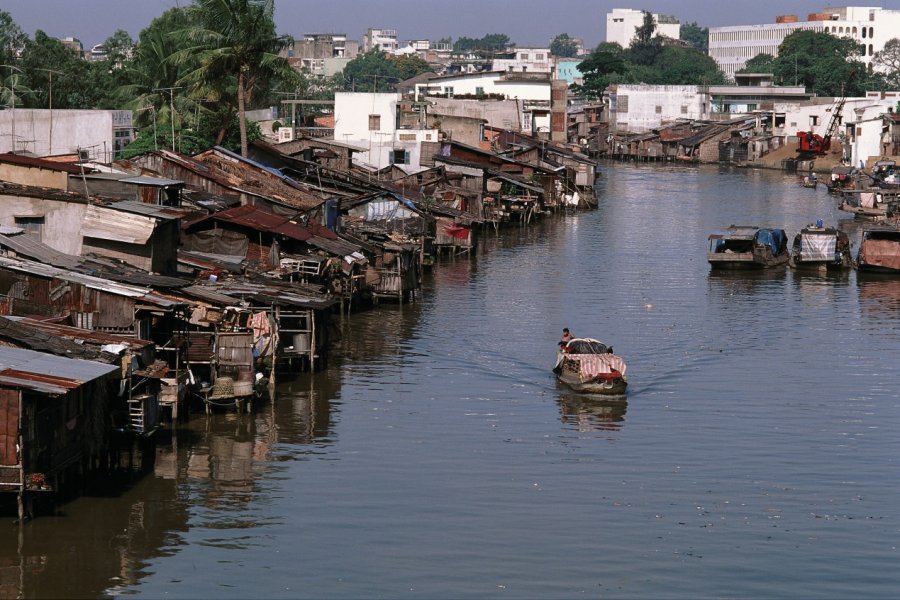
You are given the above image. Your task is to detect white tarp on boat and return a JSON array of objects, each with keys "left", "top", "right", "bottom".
[
  {"left": 570, "top": 353, "right": 627, "bottom": 378},
  {"left": 800, "top": 234, "right": 835, "bottom": 261}
]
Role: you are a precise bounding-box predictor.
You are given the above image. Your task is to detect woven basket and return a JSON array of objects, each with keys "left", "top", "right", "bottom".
[{"left": 209, "top": 376, "right": 235, "bottom": 400}]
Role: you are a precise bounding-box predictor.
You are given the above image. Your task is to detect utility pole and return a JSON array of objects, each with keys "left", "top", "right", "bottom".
[
  {"left": 2, "top": 65, "right": 22, "bottom": 153},
  {"left": 37, "top": 68, "right": 63, "bottom": 155},
  {"left": 154, "top": 86, "right": 182, "bottom": 152}
]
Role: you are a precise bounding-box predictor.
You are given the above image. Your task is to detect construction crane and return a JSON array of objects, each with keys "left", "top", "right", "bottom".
[{"left": 797, "top": 94, "right": 846, "bottom": 156}]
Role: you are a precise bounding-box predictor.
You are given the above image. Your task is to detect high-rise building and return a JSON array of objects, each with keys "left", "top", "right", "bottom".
[
  {"left": 605, "top": 8, "right": 680, "bottom": 49},
  {"left": 709, "top": 6, "right": 900, "bottom": 81}
]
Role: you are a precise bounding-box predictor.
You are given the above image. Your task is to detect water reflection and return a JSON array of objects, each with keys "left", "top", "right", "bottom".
[
  {"left": 556, "top": 390, "right": 627, "bottom": 432},
  {"left": 0, "top": 462, "right": 186, "bottom": 598},
  {"left": 857, "top": 276, "right": 900, "bottom": 318}
]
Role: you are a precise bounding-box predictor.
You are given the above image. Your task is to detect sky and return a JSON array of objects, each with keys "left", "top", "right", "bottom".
[{"left": 4, "top": 0, "right": 900, "bottom": 49}]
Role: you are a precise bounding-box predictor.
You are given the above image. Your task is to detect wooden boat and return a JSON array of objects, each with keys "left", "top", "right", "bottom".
[
  {"left": 856, "top": 227, "right": 900, "bottom": 274},
  {"left": 554, "top": 338, "right": 627, "bottom": 396},
  {"left": 825, "top": 165, "right": 855, "bottom": 194},
  {"left": 789, "top": 223, "right": 852, "bottom": 272},
  {"left": 838, "top": 188, "right": 900, "bottom": 220},
  {"left": 800, "top": 174, "right": 818, "bottom": 188},
  {"left": 707, "top": 226, "right": 789, "bottom": 269}
]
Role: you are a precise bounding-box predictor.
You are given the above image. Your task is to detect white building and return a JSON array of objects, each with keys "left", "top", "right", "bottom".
[
  {"left": 607, "top": 85, "right": 708, "bottom": 132},
  {"left": 333, "top": 92, "right": 439, "bottom": 170},
  {"left": 0, "top": 109, "right": 133, "bottom": 161},
  {"left": 709, "top": 6, "right": 900, "bottom": 81},
  {"left": 606, "top": 8, "right": 681, "bottom": 48},
  {"left": 491, "top": 48, "right": 553, "bottom": 73},
  {"left": 414, "top": 71, "right": 553, "bottom": 134},
  {"left": 772, "top": 91, "right": 900, "bottom": 165},
  {"left": 363, "top": 28, "right": 399, "bottom": 53}
]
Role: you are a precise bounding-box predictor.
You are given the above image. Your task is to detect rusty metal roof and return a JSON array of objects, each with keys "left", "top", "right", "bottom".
[
  {"left": 0, "top": 152, "right": 93, "bottom": 174},
  {"left": 0, "top": 346, "right": 119, "bottom": 395}
]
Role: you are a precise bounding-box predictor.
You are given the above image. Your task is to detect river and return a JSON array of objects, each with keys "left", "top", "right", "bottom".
[{"left": 2, "top": 162, "right": 898, "bottom": 599}]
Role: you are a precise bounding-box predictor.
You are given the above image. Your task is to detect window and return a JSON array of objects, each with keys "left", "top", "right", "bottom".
[
  {"left": 655, "top": 105, "right": 662, "bottom": 114},
  {"left": 535, "top": 53, "right": 544, "bottom": 60},
  {"left": 443, "top": 86, "right": 454, "bottom": 97},
  {"left": 390, "top": 149, "right": 409, "bottom": 164},
  {"left": 810, "top": 115, "right": 819, "bottom": 126},
  {"left": 368, "top": 114, "right": 380, "bottom": 130},
  {"left": 475, "top": 86, "right": 484, "bottom": 96},
  {"left": 15, "top": 216, "right": 44, "bottom": 241}
]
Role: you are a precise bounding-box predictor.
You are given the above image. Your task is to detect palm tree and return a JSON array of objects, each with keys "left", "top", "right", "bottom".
[{"left": 174, "top": 0, "right": 297, "bottom": 157}]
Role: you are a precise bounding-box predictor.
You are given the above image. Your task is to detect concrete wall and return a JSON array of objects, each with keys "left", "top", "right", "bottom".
[
  {"left": 0, "top": 194, "right": 86, "bottom": 255},
  {"left": 0, "top": 109, "right": 131, "bottom": 161},
  {"left": 415, "top": 72, "right": 551, "bottom": 103},
  {"left": 0, "top": 164, "right": 68, "bottom": 190},
  {"left": 610, "top": 85, "right": 705, "bottom": 132},
  {"left": 334, "top": 92, "right": 439, "bottom": 168}
]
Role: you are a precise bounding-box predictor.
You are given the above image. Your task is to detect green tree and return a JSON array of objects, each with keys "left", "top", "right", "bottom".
[
  {"left": 0, "top": 10, "right": 26, "bottom": 62},
  {"left": 100, "top": 29, "right": 135, "bottom": 67},
  {"left": 739, "top": 53, "right": 776, "bottom": 74},
  {"left": 18, "top": 30, "right": 90, "bottom": 109},
  {"left": 576, "top": 42, "right": 627, "bottom": 99},
  {"left": 391, "top": 54, "right": 432, "bottom": 81},
  {"left": 118, "top": 8, "right": 195, "bottom": 144},
  {"left": 453, "top": 33, "right": 512, "bottom": 54},
  {"left": 680, "top": 22, "right": 708, "bottom": 52},
  {"left": 341, "top": 50, "right": 401, "bottom": 92},
  {"left": 628, "top": 11, "right": 662, "bottom": 66},
  {"left": 550, "top": 33, "right": 579, "bottom": 58},
  {"left": 772, "top": 30, "right": 865, "bottom": 96},
  {"left": 652, "top": 46, "right": 725, "bottom": 85},
  {"left": 175, "top": 0, "right": 297, "bottom": 157},
  {"left": 873, "top": 38, "right": 900, "bottom": 89}
]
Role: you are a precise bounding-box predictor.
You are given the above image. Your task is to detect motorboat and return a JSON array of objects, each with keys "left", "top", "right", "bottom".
[
  {"left": 554, "top": 338, "right": 627, "bottom": 396},
  {"left": 788, "top": 222, "right": 852, "bottom": 272}
]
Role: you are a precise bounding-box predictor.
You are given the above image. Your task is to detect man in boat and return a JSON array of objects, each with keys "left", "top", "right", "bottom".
[
  {"left": 554, "top": 341, "right": 568, "bottom": 374},
  {"left": 561, "top": 328, "right": 574, "bottom": 343}
]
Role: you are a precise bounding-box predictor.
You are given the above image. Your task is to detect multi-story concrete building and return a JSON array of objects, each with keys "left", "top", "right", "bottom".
[
  {"left": 282, "top": 33, "right": 359, "bottom": 76},
  {"left": 333, "top": 92, "right": 439, "bottom": 170},
  {"left": 492, "top": 48, "right": 553, "bottom": 74},
  {"left": 363, "top": 28, "right": 399, "bottom": 53},
  {"left": 709, "top": 6, "right": 900, "bottom": 81},
  {"left": 606, "top": 8, "right": 680, "bottom": 48}
]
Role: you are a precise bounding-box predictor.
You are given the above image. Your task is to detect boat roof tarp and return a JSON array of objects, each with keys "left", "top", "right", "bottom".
[
  {"left": 755, "top": 228, "right": 787, "bottom": 256},
  {"left": 859, "top": 232, "right": 900, "bottom": 270}
]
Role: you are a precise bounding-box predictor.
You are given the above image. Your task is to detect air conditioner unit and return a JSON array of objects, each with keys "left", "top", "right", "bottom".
[{"left": 78, "top": 150, "right": 90, "bottom": 161}]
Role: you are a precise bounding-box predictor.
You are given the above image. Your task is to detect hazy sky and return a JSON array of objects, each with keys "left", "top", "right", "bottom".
[{"left": 5, "top": 0, "right": 899, "bottom": 48}]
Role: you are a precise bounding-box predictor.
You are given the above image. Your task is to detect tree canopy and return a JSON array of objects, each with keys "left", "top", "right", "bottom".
[
  {"left": 341, "top": 50, "right": 431, "bottom": 92},
  {"left": 453, "top": 34, "right": 512, "bottom": 54},
  {"left": 680, "top": 22, "right": 709, "bottom": 53},
  {"left": 550, "top": 33, "right": 579, "bottom": 58},
  {"left": 772, "top": 30, "right": 867, "bottom": 96},
  {"left": 873, "top": 38, "right": 900, "bottom": 90},
  {"left": 738, "top": 53, "right": 776, "bottom": 74}
]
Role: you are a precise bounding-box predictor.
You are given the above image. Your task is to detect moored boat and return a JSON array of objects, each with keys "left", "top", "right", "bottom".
[
  {"left": 554, "top": 338, "right": 627, "bottom": 396},
  {"left": 707, "top": 226, "right": 789, "bottom": 270},
  {"left": 856, "top": 227, "right": 900, "bottom": 274},
  {"left": 838, "top": 188, "right": 900, "bottom": 220},
  {"left": 789, "top": 223, "right": 852, "bottom": 272}
]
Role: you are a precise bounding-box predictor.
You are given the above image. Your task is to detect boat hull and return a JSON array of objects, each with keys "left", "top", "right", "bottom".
[
  {"left": 707, "top": 252, "right": 789, "bottom": 270},
  {"left": 556, "top": 370, "right": 627, "bottom": 396}
]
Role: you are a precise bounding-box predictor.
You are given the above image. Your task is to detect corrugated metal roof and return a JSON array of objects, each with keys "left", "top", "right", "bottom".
[
  {"left": 0, "top": 346, "right": 118, "bottom": 394},
  {"left": 0, "top": 153, "right": 89, "bottom": 174},
  {"left": 5, "top": 316, "right": 153, "bottom": 350},
  {"left": 108, "top": 200, "right": 189, "bottom": 220},
  {"left": 0, "top": 233, "right": 83, "bottom": 269},
  {"left": 82, "top": 204, "right": 156, "bottom": 244},
  {"left": 0, "top": 255, "right": 182, "bottom": 308}
]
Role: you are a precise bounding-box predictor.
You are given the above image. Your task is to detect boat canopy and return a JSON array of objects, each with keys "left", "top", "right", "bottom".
[
  {"left": 565, "top": 338, "right": 610, "bottom": 354},
  {"left": 754, "top": 228, "right": 787, "bottom": 256}
]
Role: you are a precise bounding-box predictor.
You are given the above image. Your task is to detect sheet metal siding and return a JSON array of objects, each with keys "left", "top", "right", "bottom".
[
  {"left": 83, "top": 204, "right": 155, "bottom": 244},
  {"left": 0, "top": 388, "right": 18, "bottom": 468}
]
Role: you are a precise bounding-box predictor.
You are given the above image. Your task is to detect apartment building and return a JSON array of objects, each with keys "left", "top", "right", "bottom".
[{"left": 709, "top": 6, "right": 900, "bottom": 80}]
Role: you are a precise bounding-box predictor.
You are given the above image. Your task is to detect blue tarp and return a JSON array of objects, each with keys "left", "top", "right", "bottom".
[{"left": 755, "top": 229, "right": 787, "bottom": 256}]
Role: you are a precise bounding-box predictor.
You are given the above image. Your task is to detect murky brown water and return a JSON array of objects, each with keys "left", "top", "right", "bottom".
[{"left": 2, "top": 162, "right": 899, "bottom": 598}]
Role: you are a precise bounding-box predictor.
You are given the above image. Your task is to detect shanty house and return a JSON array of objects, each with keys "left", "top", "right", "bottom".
[{"left": 0, "top": 346, "right": 120, "bottom": 519}]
